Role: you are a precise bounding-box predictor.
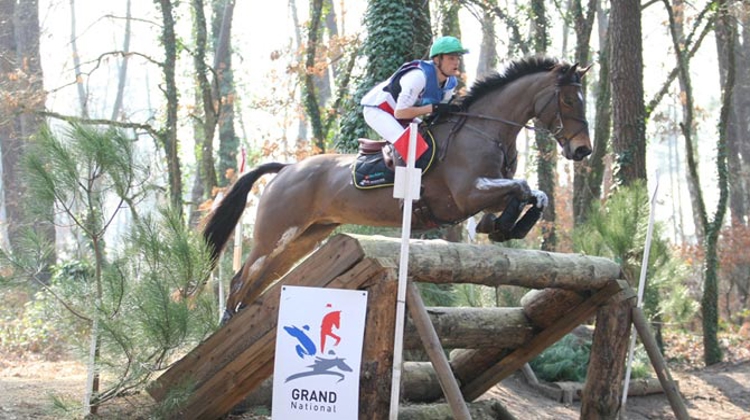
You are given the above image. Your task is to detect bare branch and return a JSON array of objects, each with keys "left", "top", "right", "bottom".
[
  {"left": 39, "top": 110, "right": 160, "bottom": 139},
  {"left": 646, "top": 2, "right": 716, "bottom": 116}
]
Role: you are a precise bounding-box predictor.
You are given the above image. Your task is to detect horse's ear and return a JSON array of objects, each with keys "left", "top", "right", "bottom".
[
  {"left": 558, "top": 63, "right": 579, "bottom": 84},
  {"left": 578, "top": 63, "right": 594, "bottom": 78},
  {"left": 566, "top": 63, "right": 579, "bottom": 78}
]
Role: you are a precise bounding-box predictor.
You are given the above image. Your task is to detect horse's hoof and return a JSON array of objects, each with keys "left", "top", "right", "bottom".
[
  {"left": 488, "top": 230, "right": 511, "bottom": 242},
  {"left": 509, "top": 205, "right": 543, "bottom": 239}
]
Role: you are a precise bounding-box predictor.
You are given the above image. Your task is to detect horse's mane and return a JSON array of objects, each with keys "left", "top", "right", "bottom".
[{"left": 460, "top": 56, "right": 572, "bottom": 109}]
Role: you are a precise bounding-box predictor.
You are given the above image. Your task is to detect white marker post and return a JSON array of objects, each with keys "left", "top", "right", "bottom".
[
  {"left": 389, "top": 123, "right": 422, "bottom": 420},
  {"left": 621, "top": 170, "right": 660, "bottom": 410}
]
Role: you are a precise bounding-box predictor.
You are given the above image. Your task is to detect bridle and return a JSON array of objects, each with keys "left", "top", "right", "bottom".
[
  {"left": 444, "top": 80, "right": 589, "bottom": 149},
  {"left": 533, "top": 81, "right": 589, "bottom": 148}
]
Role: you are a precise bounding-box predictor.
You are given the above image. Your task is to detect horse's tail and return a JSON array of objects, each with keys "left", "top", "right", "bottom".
[{"left": 202, "top": 162, "right": 288, "bottom": 263}]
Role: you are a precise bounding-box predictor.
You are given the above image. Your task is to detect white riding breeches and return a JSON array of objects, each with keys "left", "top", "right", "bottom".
[{"left": 363, "top": 106, "right": 408, "bottom": 143}]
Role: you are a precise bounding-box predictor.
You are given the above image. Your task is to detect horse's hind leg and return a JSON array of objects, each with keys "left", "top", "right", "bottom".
[{"left": 224, "top": 223, "right": 339, "bottom": 318}]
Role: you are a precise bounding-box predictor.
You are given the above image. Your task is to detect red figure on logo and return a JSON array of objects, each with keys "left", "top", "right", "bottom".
[{"left": 320, "top": 303, "right": 342, "bottom": 354}]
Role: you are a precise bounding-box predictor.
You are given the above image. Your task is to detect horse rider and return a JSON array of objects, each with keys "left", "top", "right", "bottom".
[{"left": 361, "top": 35, "right": 468, "bottom": 144}]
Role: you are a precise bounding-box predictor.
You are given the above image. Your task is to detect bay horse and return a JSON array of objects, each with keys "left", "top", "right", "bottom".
[{"left": 204, "top": 56, "right": 592, "bottom": 320}]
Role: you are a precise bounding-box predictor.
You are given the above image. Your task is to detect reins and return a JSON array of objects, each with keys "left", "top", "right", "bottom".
[{"left": 444, "top": 80, "right": 588, "bottom": 149}]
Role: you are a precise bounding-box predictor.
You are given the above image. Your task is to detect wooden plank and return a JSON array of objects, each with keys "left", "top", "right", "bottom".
[
  {"left": 461, "top": 279, "right": 625, "bottom": 401},
  {"left": 149, "top": 234, "right": 366, "bottom": 401},
  {"left": 354, "top": 234, "right": 622, "bottom": 291},
  {"left": 181, "top": 332, "right": 276, "bottom": 419},
  {"left": 406, "top": 281, "right": 471, "bottom": 420},
  {"left": 186, "top": 259, "right": 390, "bottom": 420}
]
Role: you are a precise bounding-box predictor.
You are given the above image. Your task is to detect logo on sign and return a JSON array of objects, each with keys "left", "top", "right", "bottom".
[{"left": 281, "top": 303, "right": 353, "bottom": 384}]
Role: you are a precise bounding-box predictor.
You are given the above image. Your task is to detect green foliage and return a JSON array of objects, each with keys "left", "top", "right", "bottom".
[
  {"left": 0, "top": 227, "right": 55, "bottom": 287},
  {"left": 24, "top": 124, "right": 142, "bottom": 226},
  {"left": 0, "top": 123, "right": 219, "bottom": 413},
  {"left": 573, "top": 181, "right": 696, "bottom": 326},
  {"left": 452, "top": 284, "right": 499, "bottom": 307},
  {"left": 417, "top": 282, "right": 458, "bottom": 307},
  {"left": 530, "top": 334, "right": 591, "bottom": 382},
  {"left": 530, "top": 333, "right": 652, "bottom": 383}
]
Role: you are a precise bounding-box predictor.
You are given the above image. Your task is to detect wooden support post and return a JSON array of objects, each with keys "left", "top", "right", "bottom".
[
  {"left": 406, "top": 281, "right": 472, "bottom": 420},
  {"left": 581, "top": 288, "right": 635, "bottom": 418},
  {"left": 631, "top": 307, "right": 690, "bottom": 420},
  {"left": 359, "top": 271, "right": 398, "bottom": 420}
]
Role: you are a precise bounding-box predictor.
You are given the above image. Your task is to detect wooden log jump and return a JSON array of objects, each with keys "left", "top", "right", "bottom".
[{"left": 149, "top": 233, "right": 635, "bottom": 419}]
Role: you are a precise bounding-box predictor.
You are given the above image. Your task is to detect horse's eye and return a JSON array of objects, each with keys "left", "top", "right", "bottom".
[{"left": 562, "top": 92, "right": 582, "bottom": 107}]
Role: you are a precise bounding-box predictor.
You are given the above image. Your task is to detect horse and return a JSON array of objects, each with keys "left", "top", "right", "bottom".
[{"left": 203, "top": 56, "right": 592, "bottom": 320}]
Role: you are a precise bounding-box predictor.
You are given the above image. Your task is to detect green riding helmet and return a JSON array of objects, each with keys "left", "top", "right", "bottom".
[{"left": 429, "top": 36, "right": 469, "bottom": 58}]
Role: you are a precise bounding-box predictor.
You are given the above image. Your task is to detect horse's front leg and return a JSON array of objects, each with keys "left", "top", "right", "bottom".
[{"left": 469, "top": 177, "right": 548, "bottom": 242}]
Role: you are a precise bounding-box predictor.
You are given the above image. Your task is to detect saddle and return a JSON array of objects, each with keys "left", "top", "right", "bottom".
[{"left": 351, "top": 129, "right": 436, "bottom": 190}]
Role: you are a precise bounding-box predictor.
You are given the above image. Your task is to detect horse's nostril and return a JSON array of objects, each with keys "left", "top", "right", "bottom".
[{"left": 574, "top": 146, "right": 592, "bottom": 160}]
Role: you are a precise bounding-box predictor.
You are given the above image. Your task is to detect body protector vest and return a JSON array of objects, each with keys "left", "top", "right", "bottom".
[{"left": 384, "top": 60, "right": 457, "bottom": 106}]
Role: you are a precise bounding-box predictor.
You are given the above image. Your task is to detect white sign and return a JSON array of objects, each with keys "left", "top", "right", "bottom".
[
  {"left": 393, "top": 166, "right": 422, "bottom": 199},
  {"left": 272, "top": 286, "right": 368, "bottom": 420}
]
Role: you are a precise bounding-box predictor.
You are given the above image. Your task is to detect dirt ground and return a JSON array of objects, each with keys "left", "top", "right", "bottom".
[{"left": 1, "top": 344, "right": 749, "bottom": 419}]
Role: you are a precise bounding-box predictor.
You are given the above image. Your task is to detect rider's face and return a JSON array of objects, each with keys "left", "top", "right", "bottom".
[{"left": 436, "top": 54, "right": 462, "bottom": 77}]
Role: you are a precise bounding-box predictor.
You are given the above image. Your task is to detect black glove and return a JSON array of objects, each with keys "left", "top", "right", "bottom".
[{"left": 432, "top": 102, "right": 462, "bottom": 114}]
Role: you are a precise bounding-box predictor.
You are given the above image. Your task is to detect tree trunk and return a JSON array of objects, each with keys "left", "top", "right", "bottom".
[
  {"left": 155, "top": 0, "right": 183, "bottom": 212},
  {"left": 289, "top": 0, "right": 308, "bottom": 147},
  {"left": 303, "top": 0, "right": 325, "bottom": 151},
  {"left": 720, "top": 1, "right": 749, "bottom": 226},
  {"left": 354, "top": 235, "right": 622, "bottom": 290},
  {"left": 110, "top": 0, "right": 132, "bottom": 121},
  {"left": 1, "top": 0, "right": 55, "bottom": 278},
  {"left": 69, "top": 0, "right": 88, "bottom": 117},
  {"left": 701, "top": 0, "right": 734, "bottom": 365},
  {"left": 669, "top": 0, "right": 706, "bottom": 243},
  {"left": 530, "top": 0, "right": 557, "bottom": 250},
  {"left": 190, "top": 0, "right": 219, "bottom": 221},
  {"left": 0, "top": 0, "right": 20, "bottom": 252},
  {"left": 475, "top": 1, "right": 498, "bottom": 79},
  {"left": 403, "top": 306, "right": 533, "bottom": 350},
  {"left": 213, "top": 0, "right": 239, "bottom": 188},
  {"left": 609, "top": 0, "right": 647, "bottom": 186},
  {"left": 572, "top": 0, "right": 605, "bottom": 224},
  {"left": 314, "top": 0, "right": 335, "bottom": 107}
]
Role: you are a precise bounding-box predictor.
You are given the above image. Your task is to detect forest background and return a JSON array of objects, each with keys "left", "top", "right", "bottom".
[{"left": 0, "top": 0, "right": 748, "bottom": 417}]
